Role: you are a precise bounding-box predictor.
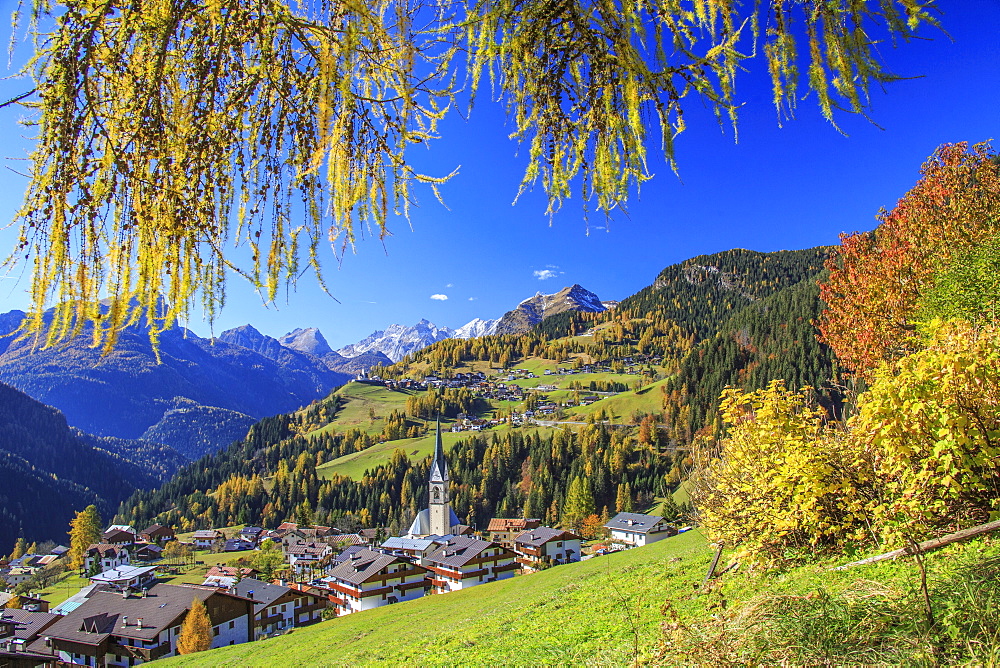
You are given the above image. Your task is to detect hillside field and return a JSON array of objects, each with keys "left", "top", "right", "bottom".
[{"left": 159, "top": 530, "right": 713, "bottom": 666}]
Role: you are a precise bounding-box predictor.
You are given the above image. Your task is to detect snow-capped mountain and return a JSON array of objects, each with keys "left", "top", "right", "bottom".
[
  {"left": 453, "top": 317, "right": 499, "bottom": 339},
  {"left": 337, "top": 319, "right": 455, "bottom": 363},
  {"left": 494, "top": 284, "right": 609, "bottom": 335}
]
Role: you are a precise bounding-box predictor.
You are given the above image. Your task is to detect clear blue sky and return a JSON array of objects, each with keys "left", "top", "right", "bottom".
[{"left": 0, "top": 2, "right": 997, "bottom": 348}]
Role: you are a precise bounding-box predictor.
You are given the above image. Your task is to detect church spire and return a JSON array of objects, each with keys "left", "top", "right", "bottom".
[{"left": 429, "top": 415, "right": 448, "bottom": 484}]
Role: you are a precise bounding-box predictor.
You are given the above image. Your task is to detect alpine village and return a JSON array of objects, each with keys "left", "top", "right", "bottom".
[{"left": 0, "top": 2, "right": 998, "bottom": 665}]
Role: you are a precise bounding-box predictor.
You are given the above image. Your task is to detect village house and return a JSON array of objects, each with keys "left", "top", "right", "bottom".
[
  {"left": 238, "top": 527, "right": 265, "bottom": 547},
  {"left": 513, "top": 528, "right": 582, "bottom": 570},
  {"left": 0, "top": 607, "right": 61, "bottom": 662},
  {"left": 423, "top": 536, "right": 518, "bottom": 593},
  {"left": 285, "top": 543, "right": 332, "bottom": 575},
  {"left": 138, "top": 524, "right": 175, "bottom": 546},
  {"left": 28, "top": 582, "right": 254, "bottom": 665},
  {"left": 0, "top": 592, "right": 49, "bottom": 613},
  {"left": 89, "top": 565, "right": 157, "bottom": 591},
  {"left": 101, "top": 528, "right": 136, "bottom": 547},
  {"left": 379, "top": 536, "right": 447, "bottom": 566},
  {"left": 83, "top": 545, "right": 131, "bottom": 574},
  {"left": 486, "top": 518, "right": 542, "bottom": 550},
  {"left": 3, "top": 568, "right": 34, "bottom": 587},
  {"left": 191, "top": 530, "right": 225, "bottom": 549},
  {"left": 323, "top": 549, "right": 429, "bottom": 616},
  {"left": 132, "top": 544, "right": 163, "bottom": 563},
  {"left": 227, "top": 578, "right": 326, "bottom": 639},
  {"left": 604, "top": 512, "right": 677, "bottom": 547},
  {"left": 223, "top": 539, "right": 255, "bottom": 553}
]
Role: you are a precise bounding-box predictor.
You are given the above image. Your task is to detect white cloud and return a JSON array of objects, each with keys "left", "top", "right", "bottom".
[
  {"left": 533, "top": 269, "right": 560, "bottom": 280},
  {"left": 430, "top": 294, "right": 449, "bottom": 301},
  {"left": 445, "top": 283, "right": 454, "bottom": 288},
  {"left": 468, "top": 297, "right": 477, "bottom": 301}
]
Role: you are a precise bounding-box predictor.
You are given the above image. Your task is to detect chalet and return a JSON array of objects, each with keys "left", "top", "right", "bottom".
[
  {"left": 28, "top": 583, "right": 253, "bottom": 665},
  {"left": 83, "top": 545, "right": 131, "bottom": 574},
  {"left": 132, "top": 544, "right": 163, "bottom": 563},
  {"left": 3, "top": 568, "right": 34, "bottom": 586},
  {"left": 228, "top": 578, "right": 326, "bottom": 639},
  {"left": 191, "top": 530, "right": 225, "bottom": 549},
  {"left": 513, "top": 528, "right": 582, "bottom": 569},
  {"left": 138, "top": 524, "right": 175, "bottom": 545},
  {"left": 324, "top": 549, "right": 429, "bottom": 616},
  {"left": 101, "top": 529, "right": 136, "bottom": 546},
  {"left": 487, "top": 518, "right": 542, "bottom": 549},
  {"left": 423, "top": 536, "right": 518, "bottom": 593},
  {"left": 604, "top": 512, "right": 677, "bottom": 547},
  {"left": 89, "top": 565, "right": 157, "bottom": 591},
  {"left": 331, "top": 545, "right": 368, "bottom": 566}
]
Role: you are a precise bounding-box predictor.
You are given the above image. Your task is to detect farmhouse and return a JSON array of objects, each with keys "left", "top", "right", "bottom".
[
  {"left": 604, "top": 512, "right": 677, "bottom": 547},
  {"left": 227, "top": 578, "right": 325, "bottom": 639}
]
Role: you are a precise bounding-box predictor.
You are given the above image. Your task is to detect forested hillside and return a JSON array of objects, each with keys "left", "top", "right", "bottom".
[
  {"left": 0, "top": 381, "right": 185, "bottom": 548},
  {"left": 116, "top": 247, "right": 836, "bottom": 535}
]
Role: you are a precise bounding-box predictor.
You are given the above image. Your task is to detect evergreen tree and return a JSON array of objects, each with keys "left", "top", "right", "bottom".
[
  {"left": 177, "top": 598, "right": 212, "bottom": 655},
  {"left": 68, "top": 505, "right": 103, "bottom": 571},
  {"left": 562, "top": 477, "right": 595, "bottom": 531}
]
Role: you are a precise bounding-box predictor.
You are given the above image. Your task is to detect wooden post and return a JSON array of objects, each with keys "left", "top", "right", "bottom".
[{"left": 703, "top": 543, "right": 724, "bottom": 586}]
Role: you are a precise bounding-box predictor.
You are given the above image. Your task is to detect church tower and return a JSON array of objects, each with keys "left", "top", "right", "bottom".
[{"left": 428, "top": 417, "right": 451, "bottom": 536}]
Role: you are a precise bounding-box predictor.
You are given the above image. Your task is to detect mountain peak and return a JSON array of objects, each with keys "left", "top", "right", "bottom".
[
  {"left": 336, "top": 320, "right": 454, "bottom": 363},
  {"left": 279, "top": 327, "right": 333, "bottom": 357},
  {"left": 495, "top": 284, "right": 607, "bottom": 335}
]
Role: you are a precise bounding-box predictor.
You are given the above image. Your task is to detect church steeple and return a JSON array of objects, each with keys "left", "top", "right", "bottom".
[{"left": 428, "top": 416, "right": 451, "bottom": 536}]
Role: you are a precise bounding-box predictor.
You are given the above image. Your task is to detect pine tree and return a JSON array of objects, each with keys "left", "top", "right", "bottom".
[
  {"left": 10, "top": 538, "right": 26, "bottom": 560},
  {"left": 177, "top": 598, "right": 213, "bottom": 655},
  {"left": 26, "top": 542, "right": 37, "bottom": 555},
  {"left": 68, "top": 505, "right": 103, "bottom": 571}
]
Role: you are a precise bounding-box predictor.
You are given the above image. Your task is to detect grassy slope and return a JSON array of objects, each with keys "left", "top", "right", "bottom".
[
  {"left": 160, "top": 530, "right": 713, "bottom": 667},
  {"left": 560, "top": 377, "right": 670, "bottom": 421},
  {"left": 307, "top": 383, "right": 417, "bottom": 438},
  {"left": 163, "top": 530, "right": 1000, "bottom": 666}
]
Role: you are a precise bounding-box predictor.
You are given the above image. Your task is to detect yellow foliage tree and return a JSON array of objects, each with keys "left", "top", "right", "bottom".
[
  {"left": 176, "top": 598, "right": 212, "bottom": 655},
  {"left": 68, "top": 505, "right": 103, "bottom": 571}
]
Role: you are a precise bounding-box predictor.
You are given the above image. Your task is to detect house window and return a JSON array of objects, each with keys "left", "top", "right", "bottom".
[
  {"left": 229, "top": 621, "right": 235, "bottom": 629},
  {"left": 213, "top": 626, "right": 220, "bottom": 636}
]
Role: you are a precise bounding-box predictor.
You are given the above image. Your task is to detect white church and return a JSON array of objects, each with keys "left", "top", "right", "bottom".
[{"left": 406, "top": 418, "right": 464, "bottom": 538}]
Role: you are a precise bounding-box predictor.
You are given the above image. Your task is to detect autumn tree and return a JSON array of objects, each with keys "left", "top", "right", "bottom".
[
  {"left": 68, "top": 505, "right": 103, "bottom": 571},
  {"left": 177, "top": 598, "right": 213, "bottom": 655},
  {"left": 615, "top": 483, "right": 633, "bottom": 513},
  {"left": 10, "top": 538, "right": 26, "bottom": 561},
  {"left": 819, "top": 142, "right": 1000, "bottom": 378},
  {"left": 4, "top": 0, "right": 939, "bottom": 350}
]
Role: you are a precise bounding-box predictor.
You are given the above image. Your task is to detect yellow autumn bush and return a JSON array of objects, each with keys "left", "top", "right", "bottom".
[
  {"left": 693, "top": 380, "right": 874, "bottom": 565},
  {"left": 853, "top": 319, "right": 1000, "bottom": 543}
]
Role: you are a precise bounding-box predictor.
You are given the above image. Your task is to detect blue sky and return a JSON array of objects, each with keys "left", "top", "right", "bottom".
[{"left": 0, "top": 2, "right": 997, "bottom": 348}]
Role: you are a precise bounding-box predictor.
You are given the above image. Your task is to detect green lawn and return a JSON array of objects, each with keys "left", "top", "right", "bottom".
[{"left": 159, "top": 530, "right": 714, "bottom": 666}]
